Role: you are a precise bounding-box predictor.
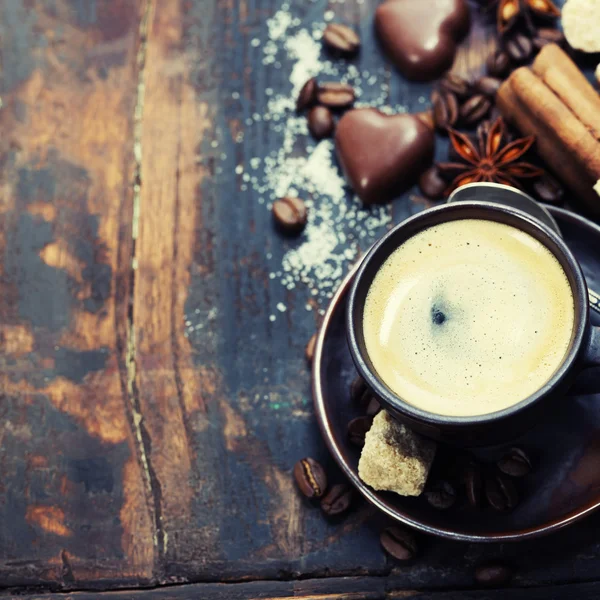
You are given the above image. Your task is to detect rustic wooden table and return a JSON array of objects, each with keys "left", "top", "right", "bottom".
[{"left": 2, "top": 1, "right": 600, "bottom": 598}]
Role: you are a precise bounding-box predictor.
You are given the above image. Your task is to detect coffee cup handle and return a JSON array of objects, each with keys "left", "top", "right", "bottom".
[{"left": 583, "top": 325, "right": 600, "bottom": 368}]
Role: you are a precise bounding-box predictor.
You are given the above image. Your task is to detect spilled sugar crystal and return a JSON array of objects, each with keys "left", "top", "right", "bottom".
[{"left": 239, "top": 5, "right": 410, "bottom": 311}]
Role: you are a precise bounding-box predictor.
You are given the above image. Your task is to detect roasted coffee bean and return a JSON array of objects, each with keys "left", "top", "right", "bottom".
[
  {"left": 497, "top": 447, "right": 532, "bottom": 477},
  {"left": 322, "top": 23, "right": 360, "bottom": 54},
  {"left": 350, "top": 375, "right": 368, "bottom": 404},
  {"left": 533, "top": 173, "right": 564, "bottom": 204},
  {"left": 380, "top": 526, "right": 417, "bottom": 561},
  {"left": 294, "top": 457, "right": 328, "bottom": 499},
  {"left": 320, "top": 483, "right": 354, "bottom": 516},
  {"left": 347, "top": 416, "right": 373, "bottom": 447},
  {"left": 419, "top": 166, "right": 447, "bottom": 200},
  {"left": 307, "top": 106, "right": 335, "bottom": 140},
  {"left": 505, "top": 32, "right": 533, "bottom": 64},
  {"left": 272, "top": 196, "right": 308, "bottom": 234},
  {"left": 486, "top": 49, "right": 511, "bottom": 78},
  {"left": 318, "top": 82, "right": 355, "bottom": 109},
  {"left": 431, "top": 89, "right": 459, "bottom": 130},
  {"left": 474, "top": 76, "right": 502, "bottom": 97},
  {"left": 365, "top": 396, "right": 381, "bottom": 417},
  {"left": 474, "top": 563, "right": 514, "bottom": 587},
  {"left": 358, "top": 389, "right": 381, "bottom": 416},
  {"left": 485, "top": 472, "right": 519, "bottom": 511},
  {"left": 440, "top": 73, "right": 471, "bottom": 99},
  {"left": 464, "top": 462, "right": 483, "bottom": 507},
  {"left": 532, "top": 27, "right": 565, "bottom": 51},
  {"left": 305, "top": 333, "right": 317, "bottom": 364},
  {"left": 460, "top": 94, "right": 491, "bottom": 127},
  {"left": 296, "top": 77, "right": 318, "bottom": 113},
  {"left": 425, "top": 481, "right": 456, "bottom": 510}
]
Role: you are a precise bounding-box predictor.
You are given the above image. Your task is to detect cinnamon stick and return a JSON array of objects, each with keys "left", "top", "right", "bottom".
[
  {"left": 532, "top": 44, "right": 600, "bottom": 140},
  {"left": 497, "top": 45, "right": 600, "bottom": 215}
]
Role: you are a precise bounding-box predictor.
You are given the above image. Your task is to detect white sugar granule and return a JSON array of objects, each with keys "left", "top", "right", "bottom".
[
  {"left": 267, "top": 9, "right": 293, "bottom": 41},
  {"left": 247, "top": 8, "right": 403, "bottom": 310},
  {"left": 286, "top": 29, "right": 323, "bottom": 96}
]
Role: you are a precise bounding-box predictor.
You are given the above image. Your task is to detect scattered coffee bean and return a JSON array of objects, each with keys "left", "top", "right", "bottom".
[
  {"left": 464, "top": 462, "right": 483, "bottom": 507},
  {"left": 497, "top": 447, "right": 532, "bottom": 478},
  {"left": 294, "top": 457, "right": 328, "bottom": 499},
  {"left": 296, "top": 77, "right": 318, "bottom": 113},
  {"left": 272, "top": 196, "right": 308, "bottom": 234},
  {"left": 320, "top": 483, "right": 354, "bottom": 516},
  {"left": 380, "top": 526, "right": 418, "bottom": 561},
  {"left": 486, "top": 49, "right": 511, "bottom": 78},
  {"left": 485, "top": 472, "right": 519, "bottom": 511},
  {"left": 431, "top": 89, "right": 459, "bottom": 130},
  {"left": 505, "top": 32, "right": 533, "bottom": 64},
  {"left": 307, "top": 106, "right": 335, "bottom": 140},
  {"left": 533, "top": 173, "right": 564, "bottom": 204},
  {"left": 317, "top": 82, "right": 355, "bottom": 109},
  {"left": 350, "top": 375, "right": 368, "bottom": 404},
  {"left": 347, "top": 416, "right": 373, "bottom": 447},
  {"left": 532, "top": 27, "right": 565, "bottom": 51},
  {"left": 365, "top": 395, "right": 381, "bottom": 417},
  {"left": 322, "top": 23, "right": 360, "bottom": 54},
  {"left": 440, "top": 73, "right": 471, "bottom": 99},
  {"left": 474, "top": 76, "right": 502, "bottom": 97},
  {"left": 357, "top": 388, "right": 381, "bottom": 416},
  {"left": 474, "top": 563, "right": 514, "bottom": 587},
  {"left": 425, "top": 480, "right": 456, "bottom": 510},
  {"left": 305, "top": 333, "right": 317, "bottom": 364},
  {"left": 419, "top": 166, "right": 447, "bottom": 200},
  {"left": 459, "top": 94, "right": 491, "bottom": 127}
]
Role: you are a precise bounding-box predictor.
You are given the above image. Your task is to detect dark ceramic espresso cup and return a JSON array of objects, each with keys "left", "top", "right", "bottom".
[{"left": 347, "top": 198, "right": 600, "bottom": 445}]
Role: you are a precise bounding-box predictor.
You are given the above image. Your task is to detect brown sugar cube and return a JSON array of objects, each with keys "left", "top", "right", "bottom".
[{"left": 358, "top": 411, "right": 436, "bottom": 497}]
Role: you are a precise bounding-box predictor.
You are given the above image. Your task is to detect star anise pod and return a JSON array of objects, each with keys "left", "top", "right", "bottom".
[
  {"left": 500, "top": 0, "right": 560, "bottom": 34},
  {"left": 477, "top": 0, "right": 561, "bottom": 34},
  {"left": 437, "top": 117, "right": 544, "bottom": 193}
]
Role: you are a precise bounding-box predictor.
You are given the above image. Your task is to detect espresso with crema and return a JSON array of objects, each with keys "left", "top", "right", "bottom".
[{"left": 363, "top": 219, "right": 575, "bottom": 417}]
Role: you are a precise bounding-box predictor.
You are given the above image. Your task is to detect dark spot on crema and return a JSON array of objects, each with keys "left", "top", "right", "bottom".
[{"left": 431, "top": 306, "right": 446, "bottom": 325}]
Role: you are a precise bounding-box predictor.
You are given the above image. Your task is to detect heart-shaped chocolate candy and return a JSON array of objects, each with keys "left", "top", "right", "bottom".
[
  {"left": 375, "top": 0, "right": 471, "bottom": 82},
  {"left": 335, "top": 108, "right": 435, "bottom": 205}
]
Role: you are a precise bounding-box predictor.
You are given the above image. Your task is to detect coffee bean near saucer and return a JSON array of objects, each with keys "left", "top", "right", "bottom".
[
  {"left": 293, "top": 457, "right": 328, "bottom": 499},
  {"left": 320, "top": 483, "right": 354, "bottom": 516}
]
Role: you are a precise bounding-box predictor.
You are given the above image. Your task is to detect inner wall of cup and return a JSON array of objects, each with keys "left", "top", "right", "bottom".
[{"left": 352, "top": 204, "right": 586, "bottom": 415}]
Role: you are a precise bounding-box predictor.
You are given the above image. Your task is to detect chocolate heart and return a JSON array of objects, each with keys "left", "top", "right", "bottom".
[
  {"left": 375, "top": 0, "right": 471, "bottom": 82},
  {"left": 335, "top": 108, "right": 435, "bottom": 205}
]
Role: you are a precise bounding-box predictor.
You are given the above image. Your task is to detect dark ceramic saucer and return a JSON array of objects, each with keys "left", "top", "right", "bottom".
[{"left": 313, "top": 206, "right": 600, "bottom": 542}]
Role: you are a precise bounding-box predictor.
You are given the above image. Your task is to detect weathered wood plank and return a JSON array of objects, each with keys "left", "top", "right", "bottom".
[
  {"left": 12, "top": 577, "right": 600, "bottom": 600},
  {"left": 133, "top": 0, "right": 600, "bottom": 589},
  {"left": 133, "top": 0, "right": 391, "bottom": 583},
  {"left": 7, "top": 0, "right": 600, "bottom": 594},
  {"left": 0, "top": 0, "right": 154, "bottom": 589}
]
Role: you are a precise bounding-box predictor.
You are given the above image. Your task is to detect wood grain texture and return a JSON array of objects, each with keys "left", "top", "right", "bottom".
[
  {"left": 0, "top": 0, "right": 154, "bottom": 590},
  {"left": 4, "top": 0, "right": 600, "bottom": 596},
  {"left": 12, "top": 577, "right": 600, "bottom": 600}
]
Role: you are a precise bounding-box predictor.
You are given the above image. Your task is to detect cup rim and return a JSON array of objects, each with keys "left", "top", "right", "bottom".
[{"left": 346, "top": 200, "right": 589, "bottom": 428}]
